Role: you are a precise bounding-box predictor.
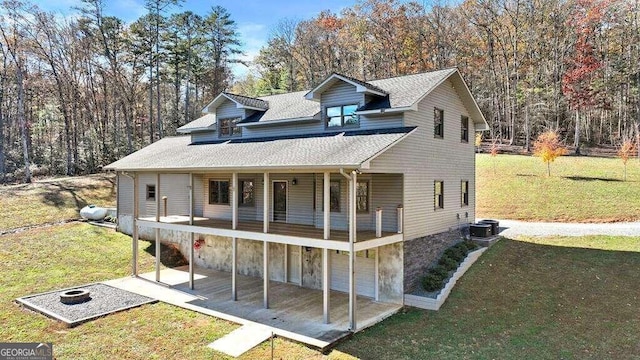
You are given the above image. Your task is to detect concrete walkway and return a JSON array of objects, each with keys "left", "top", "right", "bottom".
[{"left": 493, "top": 219, "right": 640, "bottom": 237}]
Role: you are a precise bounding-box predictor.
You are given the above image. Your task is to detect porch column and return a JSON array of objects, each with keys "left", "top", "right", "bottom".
[
  {"left": 263, "top": 172, "right": 269, "bottom": 233},
  {"left": 231, "top": 173, "right": 239, "bottom": 300},
  {"left": 374, "top": 246, "right": 379, "bottom": 301},
  {"left": 232, "top": 237, "right": 237, "bottom": 301},
  {"left": 155, "top": 173, "right": 161, "bottom": 282},
  {"left": 263, "top": 240, "right": 270, "bottom": 308},
  {"left": 188, "top": 173, "right": 195, "bottom": 290},
  {"left": 231, "top": 173, "right": 238, "bottom": 230},
  {"left": 132, "top": 172, "right": 139, "bottom": 276},
  {"left": 323, "top": 247, "right": 330, "bottom": 324},
  {"left": 323, "top": 171, "right": 331, "bottom": 324},
  {"left": 348, "top": 171, "right": 357, "bottom": 331},
  {"left": 323, "top": 171, "right": 331, "bottom": 239}
]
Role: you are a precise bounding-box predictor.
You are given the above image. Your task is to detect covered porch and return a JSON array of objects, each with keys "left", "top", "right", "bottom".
[
  {"left": 126, "top": 169, "right": 404, "bottom": 332},
  {"left": 105, "top": 266, "right": 402, "bottom": 349}
]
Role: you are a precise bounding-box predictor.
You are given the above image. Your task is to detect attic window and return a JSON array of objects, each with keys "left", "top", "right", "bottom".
[
  {"left": 219, "top": 117, "right": 241, "bottom": 137},
  {"left": 326, "top": 104, "right": 358, "bottom": 128}
]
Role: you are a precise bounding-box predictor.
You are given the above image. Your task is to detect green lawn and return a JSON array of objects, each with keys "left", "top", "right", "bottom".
[
  {"left": 0, "top": 223, "right": 337, "bottom": 359},
  {"left": 476, "top": 154, "right": 640, "bottom": 222},
  {"left": 337, "top": 235, "right": 640, "bottom": 359},
  {"left": 3, "top": 168, "right": 640, "bottom": 359},
  {"left": 0, "top": 174, "right": 116, "bottom": 231}
]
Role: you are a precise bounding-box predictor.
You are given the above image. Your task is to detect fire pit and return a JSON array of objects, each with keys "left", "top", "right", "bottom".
[{"left": 60, "top": 289, "right": 91, "bottom": 305}]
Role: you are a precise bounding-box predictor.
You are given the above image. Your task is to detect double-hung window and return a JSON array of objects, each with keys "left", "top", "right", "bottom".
[
  {"left": 209, "top": 180, "right": 230, "bottom": 205},
  {"left": 461, "top": 180, "right": 469, "bottom": 206},
  {"left": 330, "top": 181, "right": 340, "bottom": 212},
  {"left": 239, "top": 180, "right": 255, "bottom": 206},
  {"left": 356, "top": 181, "right": 369, "bottom": 213},
  {"left": 434, "top": 108, "right": 444, "bottom": 138},
  {"left": 219, "top": 117, "right": 241, "bottom": 137},
  {"left": 326, "top": 104, "right": 358, "bottom": 128},
  {"left": 461, "top": 116, "right": 469, "bottom": 142},
  {"left": 146, "top": 185, "right": 156, "bottom": 201},
  {"left": 434, "top": 181, "right": 444, "bottom": 210}
]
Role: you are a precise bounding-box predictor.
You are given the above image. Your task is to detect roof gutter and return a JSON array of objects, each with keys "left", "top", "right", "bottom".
[{"left": 355, "top": 106, "right": 416, "bottom": 116}]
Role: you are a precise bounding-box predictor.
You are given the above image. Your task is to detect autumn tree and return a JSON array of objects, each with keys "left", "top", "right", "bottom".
[
  {"left": 533, "top": 130, "right": 568, "bottom": 176},
  {"left": 617, "top": 139, "right": 635, "bottom": 181}
]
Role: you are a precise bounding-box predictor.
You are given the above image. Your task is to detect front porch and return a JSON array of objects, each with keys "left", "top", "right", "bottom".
[{"left": 105, "top": 266, "right": 402, "bottom": 349}]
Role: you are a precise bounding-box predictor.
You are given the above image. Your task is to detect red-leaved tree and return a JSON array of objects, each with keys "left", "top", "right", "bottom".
[{"left": 562, "top": 0, "right": 610, "bottom": 155}]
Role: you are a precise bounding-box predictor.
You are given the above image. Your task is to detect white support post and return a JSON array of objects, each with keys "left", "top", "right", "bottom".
[
  {"left": 232, "top": 173, "right": 238, "bottom": 230},
  {"left": 349, "top": 171, "right": 357, "bottom": 331},
  {"left": 283, "top": 244, "right": 288, "bottom": 283},
  {"left": 397, "top": 205, "right": 404, "bottom": 234},
  {"left": 298, "top": 246, "right": 303, "bottom": 286},
  {"left": 188, "top": 173, "right": 194, "bottom": 290},
  {"left": 232, "top": 237, "right": 237, "bottom": 301},
  {"left": 323, "top": 247, "right": 330, "bottom": 324},
  {"left": 374, "top": 247, "right": 380, "bottom": 301},
  {"left": 263, "top": 241, "right": 270, "bottom": 308},
  {"left": 323, "top": 171, "right": 331, "bottom": 240},
  {"left": 132, "top": 173, "right": 139, "bottom": 276},
  {"left": 376, "top": 207, "right": 383, "bottom": 238},
  {"left": 155, "top": 173, "right": 161, "bottom": 283},
  {"left": 263, "top": 173, "right": 269, "bottom": 233}
]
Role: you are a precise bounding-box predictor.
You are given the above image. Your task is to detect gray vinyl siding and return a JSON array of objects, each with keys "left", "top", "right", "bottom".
[
  {"left": 117, "top": 173, "right": 133, "bottom": 215},
  {"left": 314, "top": 173, "right": 402, "bottom": 232},
  {"left": 321, "top": 81, "right": 364, "bottom": 110},
  {"left": 191, "top": 131, "right": 216, "bottom": 143},
  {"left": 134, "top": 173, "right": 191, "bottom": 217},
  {"left": 202, "top": 173, "right": 315, "bottom": 226},
  {"left": 216, "top": 100, "right": 243, "bottom": 120},
  {"left": 314, "top": 174, "right": 348, "bottom": 231},
  {"left": 369, "top": 79, "right": 476, "bottom": 238}
]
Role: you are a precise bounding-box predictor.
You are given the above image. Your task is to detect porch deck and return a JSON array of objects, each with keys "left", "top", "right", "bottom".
[
  {"left": 139, "top": 215, "right": 402, "bottom": 250},
  {"left": 104, "top": 266, "right": 401, "bottom": 349}
]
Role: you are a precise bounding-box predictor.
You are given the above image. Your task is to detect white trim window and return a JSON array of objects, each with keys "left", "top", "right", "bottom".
[
  {"left": 461, "top": 180, "right": 469, "bottom": 206},
  {"left": 326, "top": 104, "right": 358, "bottom": 128},
  {"left": 209, "top": 180, "right": 230, "bottom": 205},
  {"left": 219, "top": 117, "right": 241, "bottom": 137},
  {"left": 434, "top": 180, "right": 444, "bottom": 210}
]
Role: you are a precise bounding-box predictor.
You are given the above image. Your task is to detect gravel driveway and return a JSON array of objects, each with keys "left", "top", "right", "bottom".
[{"left": 485, "top": 219, "right": 640, "bottom": 237}]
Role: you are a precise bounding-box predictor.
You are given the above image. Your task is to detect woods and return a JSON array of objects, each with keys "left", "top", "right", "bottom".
[{"left": 0, "top": 0, "right": 639, "bottom": 183}]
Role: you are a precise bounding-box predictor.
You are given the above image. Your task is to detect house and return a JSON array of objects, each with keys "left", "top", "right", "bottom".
[{"left": 105, "top": 68, "right": 488, "bottom": 334}]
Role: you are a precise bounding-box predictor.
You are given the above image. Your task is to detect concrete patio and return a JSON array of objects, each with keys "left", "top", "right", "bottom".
[{"left": 104, "top": 266, "right": 401, "bottom": 349}]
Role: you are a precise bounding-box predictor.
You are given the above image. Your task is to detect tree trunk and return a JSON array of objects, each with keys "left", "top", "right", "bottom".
[
  {"left": 574, "top": 111, "right": 581, "bottom": 155},
  {"left": 16, "top": 65, "right": 31, "bottom": 183}
]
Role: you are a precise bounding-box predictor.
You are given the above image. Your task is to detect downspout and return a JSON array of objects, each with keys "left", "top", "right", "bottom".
[
  {"left": 340, "top": 168, "right": 358, "bottom": 331},
  {"left": 121, "top": 171, "right": 139, "bottom": 277}
]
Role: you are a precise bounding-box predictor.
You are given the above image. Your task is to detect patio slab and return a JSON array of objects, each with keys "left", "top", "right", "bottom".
[{"left": 104, "top": 266, "right": 401, "bottom": 350}]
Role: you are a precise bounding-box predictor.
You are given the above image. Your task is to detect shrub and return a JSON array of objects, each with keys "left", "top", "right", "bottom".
[
  {"left": 463, "top": 240, "right": 478, "bottom": 252},
  {"left": 438, "top": 255, "right": 459, "bottom": 272},
  {"left": 430, "top": 264, "right": 449, "bottom": 278},
  {"left": 444, "top": 247, "right": 466, "bottom": 262},
  {"left": 454, "top": 241, "right": 470, "bottom": 253},
  {"left": 422, "top": 273, "right": 445, "bottom": 292}
]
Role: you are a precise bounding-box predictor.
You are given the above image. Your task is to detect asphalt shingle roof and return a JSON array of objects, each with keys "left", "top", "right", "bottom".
[
  {"left": 177, "top": 68, "right": 459, "bottom": 129},
  {"left": 105, "top": 127, "right": 415, "bottom": 171},
  {"left": 223, "top": 92, "right": 269, "bottom": 110},
  {"left": 176, "top": 113, "right": 216, "bottom": 132}
]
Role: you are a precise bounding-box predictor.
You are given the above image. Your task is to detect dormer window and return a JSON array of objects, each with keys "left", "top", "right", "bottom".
[
  {"left": 326, "top": 104, "right": 358, "bottom": 128},
  {"left": 219, "top": 117, "right": 241, "bottom": 137}
]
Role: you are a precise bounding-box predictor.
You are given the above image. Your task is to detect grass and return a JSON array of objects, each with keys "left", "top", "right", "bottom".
[
  {"left": 0, "top": 223, "right": 336, "bottom": 359},
  {"left": 476, "top": 154, "right": 640, "bottom": 222},
  {"left": 0, "top": 174, "right": 116, "bottom": 231},
  {"left": 336, "top": 236, "right": 640, "bottom": 359}
]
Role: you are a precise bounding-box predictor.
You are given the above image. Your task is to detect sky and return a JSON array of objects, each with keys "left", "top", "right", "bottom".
[{"left": 32, "top": 0, "right": 362, "bottom": 78}]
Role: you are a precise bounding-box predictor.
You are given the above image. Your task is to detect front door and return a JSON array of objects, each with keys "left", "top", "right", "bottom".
[{"left": 272, "top": 181, "right": 287, "bottom": 222}]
